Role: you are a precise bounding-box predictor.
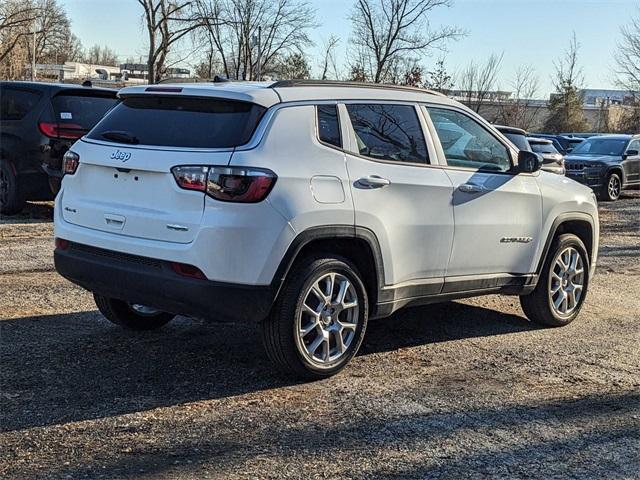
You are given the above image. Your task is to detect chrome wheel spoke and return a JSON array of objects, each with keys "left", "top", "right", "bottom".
[
  {"left": 297, "top": 271, "right": 360, "bottom": 365},
  {"left": 548, "top": 246, "right": 586, "bottom": 317}
]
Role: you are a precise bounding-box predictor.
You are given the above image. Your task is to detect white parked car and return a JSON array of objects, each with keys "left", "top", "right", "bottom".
[{"left": 54, "top": 80, "right": 599, "bottom": 378}]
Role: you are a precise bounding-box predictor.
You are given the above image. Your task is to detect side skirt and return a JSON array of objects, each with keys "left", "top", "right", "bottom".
[{"left": 372, "top": 273, "right": 537, "bottom": 319}]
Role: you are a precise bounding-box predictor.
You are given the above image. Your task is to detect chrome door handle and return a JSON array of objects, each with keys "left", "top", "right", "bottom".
[
  {"left": 356, "top": 175, "right": 391, "bottom": 189},
  {"left": 459, "top": 183, "right": 485, "bottom": 193}
]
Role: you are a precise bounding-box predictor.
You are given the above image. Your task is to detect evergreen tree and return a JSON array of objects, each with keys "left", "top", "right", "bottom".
[{"left": 544, "top": 33, "right": 589, "bottom": 133}]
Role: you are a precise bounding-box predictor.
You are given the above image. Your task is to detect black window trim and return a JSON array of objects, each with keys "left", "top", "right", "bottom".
[
  {"left": 314, "top": 104, "right": 343, "bottom": 151},
  {"left": 421, "top": 103, "right": 521, "bottom": 176},
  {"left": 342, "top": 101, "right": 433, "bottom": 167}
]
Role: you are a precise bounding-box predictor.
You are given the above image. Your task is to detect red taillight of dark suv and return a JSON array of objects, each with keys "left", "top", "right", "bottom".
[
  {"left": 171, "top": 166, "right": 277, "bottom": 203},
  {"left": 38, "top": 122, "right": 86, "bottom": 140}
]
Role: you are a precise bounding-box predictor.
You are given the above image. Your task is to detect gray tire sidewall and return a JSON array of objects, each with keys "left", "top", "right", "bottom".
[
  {"left": 291, "top": 259, "right": 368, "bottom": 374},
  {"left": 0, "top": 161, "right": 21, "bottom": 212}
]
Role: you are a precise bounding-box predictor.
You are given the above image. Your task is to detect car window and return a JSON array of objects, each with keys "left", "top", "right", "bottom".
[
  {"left": 427, "top": 107, "right": 511, "bottom": 172},
  {"left": 0, "top": 88, "right": 40, "bottom": 120},
  {"left": 530, "top": 142, "right": 558, "bottom": 154},
  {"left": 317, "top": 105, "right": 341, "bottom": 148},
  {"left": 626, "top": 139, "right": 640, "bottom": 153},
  {"left": 571, "top": 138, "right": 628, "bottom": 156},
  {"left": 503, "top": 132, "right": 531, "bottom": 152},
  {"left": 88, "top": 96, "right": 266, "bottom": 148},
  {"left": 346, "top": 104, "right": 428, "bottom": 164},
  {"left": 51, "top": 92, "right": 118, "bottom": 132}
]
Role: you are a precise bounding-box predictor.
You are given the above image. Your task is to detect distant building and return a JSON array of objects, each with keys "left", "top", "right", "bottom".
[{"left": 579, "top": 89, "right": 636, "bottom": 107}]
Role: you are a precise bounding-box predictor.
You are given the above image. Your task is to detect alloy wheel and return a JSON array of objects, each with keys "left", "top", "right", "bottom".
[
  {"left": 608, "top": 175, "right": 621, "bottom": 200},
  {"left": 548, "top": 246, "right": 585, "bottom": 316},
  {"left": 296, "top": 272, "right": 360, "bottom": 365}
]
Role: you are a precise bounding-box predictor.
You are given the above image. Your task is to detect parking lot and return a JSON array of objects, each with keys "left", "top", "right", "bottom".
[{"left": 0, "top": 193, "right": 639, "bottom": 479}]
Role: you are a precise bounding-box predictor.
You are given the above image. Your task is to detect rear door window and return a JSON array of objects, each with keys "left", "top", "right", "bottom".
[
  {"left": 88, "top": 96, "right": 266, "bottom": 148},
  {"left": 0, "top": 88, "right": 41, "bottom": 120},
  {"left": 346, "top": 104, "right": 429, "bottom": 164}
]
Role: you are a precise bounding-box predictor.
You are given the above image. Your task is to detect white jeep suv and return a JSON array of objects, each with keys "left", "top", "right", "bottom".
[{"left": 54, "top": 80, "right": 599, "bottom": 378}]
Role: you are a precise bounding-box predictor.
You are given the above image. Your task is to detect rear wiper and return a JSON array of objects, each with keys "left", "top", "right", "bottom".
[{"left": 100, "top": 130, "right": 140, "bottom": 145}]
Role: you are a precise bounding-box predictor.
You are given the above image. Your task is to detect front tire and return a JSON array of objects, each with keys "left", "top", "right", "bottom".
[
  {"left": 93, "top": 294, "right": 175, "bottom": 330},
  {"left": 0, "top": 161, "right": 25, "bottom": 215},
  {"left": 261, "top": 256, "right": 369, "bottom": 379},
  {"left": 520, "top": 234, "right": 589, "bottom": 327},
  {"left": 600, "top": 172, "right": 621, "bottom": 201}
]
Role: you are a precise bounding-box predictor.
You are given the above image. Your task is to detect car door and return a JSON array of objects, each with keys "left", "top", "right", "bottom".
[
  {"left": 341, "top": 102, "right": 454, "bottom": 292},
  {"left": 423, "top": 105, "right": 542, "bottom": 280},
  {"left": 624, "top": 139, "right": 640, "bottom": 184}
]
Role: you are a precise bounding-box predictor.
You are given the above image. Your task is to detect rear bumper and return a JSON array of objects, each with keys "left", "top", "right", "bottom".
[{"left": 55, "top": 242, "right": 276, "bottom": 322}]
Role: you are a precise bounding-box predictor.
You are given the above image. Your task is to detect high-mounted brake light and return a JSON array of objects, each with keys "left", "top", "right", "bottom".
[
  {"left": 145, "top": 87, "right": 183, "bottom": 93},
  {"left": 62, "top": 151, "right": 80, "bottom": 175},
  {"left": 38, "top": 122, "right": 85, "bottom": 140},
  {"left": 171, "top": 166, "right": 277, "bottom": 203}
]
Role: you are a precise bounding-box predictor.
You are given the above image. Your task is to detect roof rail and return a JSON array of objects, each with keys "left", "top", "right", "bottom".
[{"left": 269, "top": 79, "right": 445, "bottom": 97}]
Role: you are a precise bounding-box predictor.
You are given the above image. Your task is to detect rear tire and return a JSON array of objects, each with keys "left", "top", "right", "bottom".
[
  {"left": 520, "top": 234, "right": 589, "bottom": 327},
  {"left": 0, "top": 161, "right": 25, "bottom": 215},
  {"left": 93, "top": 294, "right": 175, "bottom": 330},
  {"left": 261, "top": 256, "right": 369, "bottom": 379},
  {"left": 600, "top": 172, "right": 621, "bottom": 201}
]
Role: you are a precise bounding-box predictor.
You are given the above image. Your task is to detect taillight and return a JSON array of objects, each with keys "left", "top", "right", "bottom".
[
  {"left": 55, "top": 238, "right": 70, "bottom": 250},
  {"left": 171, "top": 166, "right": 276, "bottom": 203},
  {"left": 171, "top": 166, "right": 208, "bottom": 191},
  {"left": 38, "top": 122, "right": 85, "bottom": 140},
  {"left": 62, "top": 151, "right": 80, "bottom": 175},
  {"left": 207, "top": 167, "right": 276, "bottom": 203}
]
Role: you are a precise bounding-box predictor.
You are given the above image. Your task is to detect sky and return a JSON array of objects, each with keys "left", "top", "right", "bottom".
[{"left": 59, "top": 0, "right": 638, "bottom": 98}]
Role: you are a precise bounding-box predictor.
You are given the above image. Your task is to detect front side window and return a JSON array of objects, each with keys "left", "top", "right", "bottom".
[
  {"left": 626, "top": 139, "right": 640, "bottom": 153},
  {"left": 346, "top": 104, "right": 429, "bottom": 164},
  {"left": 317, "top": 105, "right": 341, "bottom": 148},
  {"left": 427, "top": 107, "right": 511, "bottom": 172}
]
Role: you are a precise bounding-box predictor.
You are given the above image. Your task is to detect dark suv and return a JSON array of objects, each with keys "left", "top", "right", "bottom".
[
  {"left": 565, "top": 134, "right": 640, "bottom": 201},
  {"left": 0, "top": 82, "right": 118, "bottom": 214}
]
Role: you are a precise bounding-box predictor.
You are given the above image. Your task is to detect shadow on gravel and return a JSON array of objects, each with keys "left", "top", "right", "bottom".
[
  {"left": 24, "top": 390, "right": 640, "bottom": 479},
  {"left": 0, "top": 201, "right": 54, "bottom": 224},
  {"left": 0, "top": 302, "right": 537, "bottom": 432}
]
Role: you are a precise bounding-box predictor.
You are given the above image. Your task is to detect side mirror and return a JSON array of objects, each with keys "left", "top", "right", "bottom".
[
  {"left": 517, "top": 150, "right": 542, "bottom": 173},
  {"left": 623, "top": 149, "right": 639, "bottom": 159}
]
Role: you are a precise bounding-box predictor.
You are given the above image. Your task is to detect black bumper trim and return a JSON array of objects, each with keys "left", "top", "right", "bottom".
[{"left": 55, "top": 243, "right": 276, "bottom": 323}]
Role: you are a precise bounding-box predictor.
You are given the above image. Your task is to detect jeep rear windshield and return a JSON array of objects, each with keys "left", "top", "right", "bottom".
[
  {"left": 87, "top": 96, "right": 266, "bottom": 148},
  {"left": 52, "top": 91, "right": 118, "bottom": 131}
]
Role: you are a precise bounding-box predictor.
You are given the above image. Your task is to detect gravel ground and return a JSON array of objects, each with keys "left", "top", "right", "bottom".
[{"left": 0, "top": 194, "right": 639, "bottom": 480}]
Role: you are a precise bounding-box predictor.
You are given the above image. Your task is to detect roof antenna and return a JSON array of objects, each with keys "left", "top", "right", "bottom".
[{"left": 81, "top": 79, "right": 92, "bottom": 87}]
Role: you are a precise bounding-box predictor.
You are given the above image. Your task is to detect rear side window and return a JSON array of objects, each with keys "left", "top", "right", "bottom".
[
  {"left": 317, "top": 105, "right": 341, "bottom": 148},
  {"left": 503, "top": 132, "right": 531, "bottom": 151},
  {"left": 51, "top": 92, "right": 118, "bottom": 132},
  {"left": 88, "top": 96, "right": 266, "bottom": 148},
  {"left": 530, "top": 142, "right": 558, "bottom": 154},
  {"left": 0, "top": 88, "right": 40, "bottom": 120},
  {"left": 346, "top": 104, "right": 428, "bottom": 164}
]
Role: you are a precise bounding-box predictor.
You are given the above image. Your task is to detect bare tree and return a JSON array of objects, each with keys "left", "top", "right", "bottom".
[
  {"left": 194, "top": 0, "right": 315, "bottom": 81},
  {"left": 137, "top": 0, "right": 201, "bottom": 83},
  {"left": 319, "top": 35, "right": 340, "bottom": 80},
  {"left": 614, "top": 10, "right": 640, "bottom": 132},
  {"left": 544, "top": 33, "right": 589, "bottom": 133},
  {"left": 424, "top": 56, "right": 454, "bottom": 94},
  {"left": 497, "top": 65, "right": 541, "bottom": 130},
  {"left": 84, "top": 45, "right": 119, "bottom": 66},
  {"left": 0, "top": 0, "right": 40, "bottom": 65},
  {"left": 349, "top": 0, "right": 463, "bottom": 83},
  {"left": 457, "top": 52, "right": 503, "bottom": 112}
]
